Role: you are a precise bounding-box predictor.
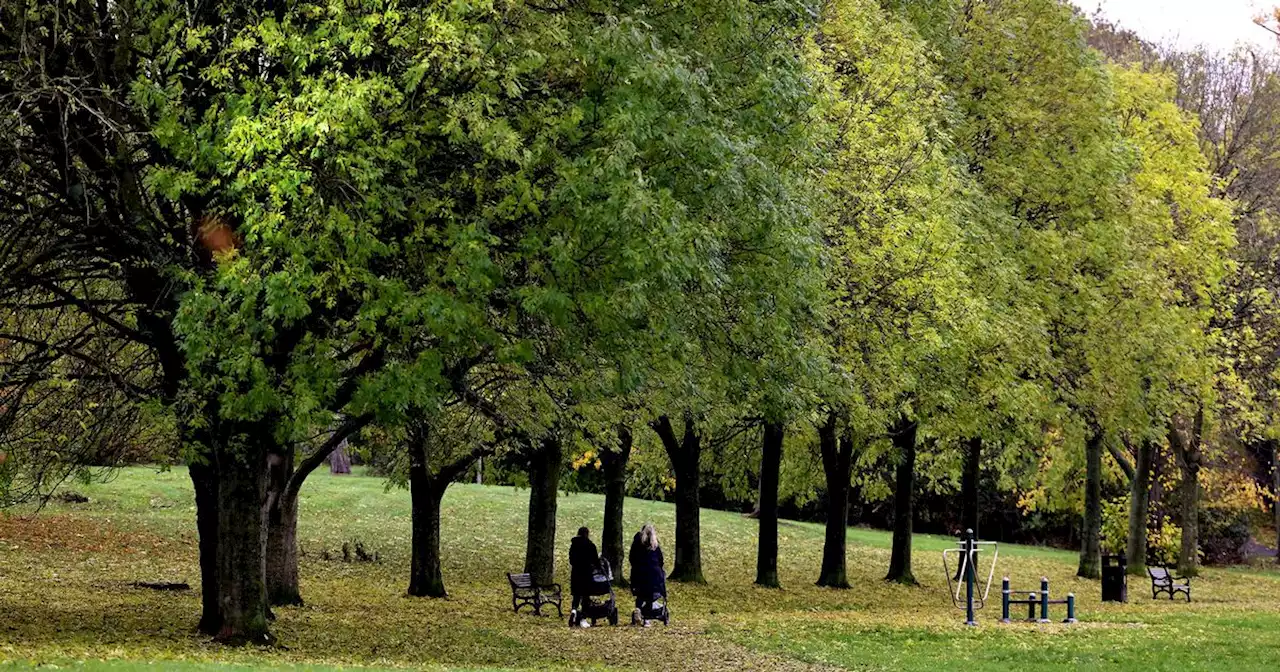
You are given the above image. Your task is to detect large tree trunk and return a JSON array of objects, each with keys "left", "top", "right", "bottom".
[
  {"left": 961, "top": 438, "right": 981, "bottom": 538},
  {"left": 1078, "top": 430, "right": 1104, "bottom": 579},
  {"left": 817, "top": 414, "right": 853, "bottom": 589},
  {"left": 755, "top": 422, "right": 784, "bottom": 588},
  {"left": 265, "top": 448, "right": 302, "bottom": 607},
  {"left": 408, "top": 437, "right": 448, "bottom": 597},
  {"left": 651, "top": 415, "right": 705, "bottom": 583},
  {"left": 214, "top": 442, "right": 272, "bottom": 645},
  {"left": 524, "top": 437, "right": 563, "bottom": 585},
  {"left": 329, "top": 438, "right": 351, "bottom": 474},
  {"left": 600, "top": 425, "right": 633, "bottom": 586},
  {"left": 189, "top": 459, "right": 221, "bottom": 636},
  {"left": 1177, "top": 462, "right": 1200, "bottom": 575},
  {"left": 1170, "top": 411, "right": 1204, "bottom": 576},
  {"left": 1126, "top": 439, "right": 1154, "bottom": 575},
  {"left": 262, "top": 418, "right": 367, "bottom": 608},
  {"left": 404, "top": 421, "right": 491, "bottom": 598},
  {"left": 885, "top": 417, "right": 918, "bottom": 585}
]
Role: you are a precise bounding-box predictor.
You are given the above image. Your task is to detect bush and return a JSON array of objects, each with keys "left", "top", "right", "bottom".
[
  {"left": 1100, "top": 495, "right": 1182, "bottom": 566},
  {"left": 1100, "top": 497, "right": 1128, "bottom": 554},
  {"left": 1199, "top": 507, "right": 1253, "bottom": 565},
  {"left": 1148, "top": 519, "right": 1182, "bottom": 567}
]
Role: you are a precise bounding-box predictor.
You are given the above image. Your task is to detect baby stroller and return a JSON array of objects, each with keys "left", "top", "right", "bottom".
[
  {"left": 569, "top": 558, "right": 618, "bottom": 627},
  {"left": 633, "top": 589, "right": 670, "bottom": 626}
]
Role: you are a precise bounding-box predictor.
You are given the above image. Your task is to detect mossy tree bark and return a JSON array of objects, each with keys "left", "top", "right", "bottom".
[
  {"left": 213, "top": 437, "right": 272, "bottom": 645},
  {"left": 189, "top": 458, "right": 221, "bottom": 636},
  {"left": 524, "top": 436, "right": 563, "bottom": 586},
  {"left": 263, "top": 419, "right": 367, "bottom": 607},
  {"left": 1126, "top": 439, "right": 1153, "bottom": 575},
  {"left": 1273, "top": 441, "right": 1280, "bottom": 565},
  {"left": 265, "top": 447, "right": 301, "bottom": 607},
  {"left": 1078, "top": 430, "right": 1104, "bottom": 580},
  {"left": 1170, "top": 410, "right": 1204, "bottom": 576}
]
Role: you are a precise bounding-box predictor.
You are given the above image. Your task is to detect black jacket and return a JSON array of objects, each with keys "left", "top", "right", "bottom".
[
  {"left": 569, "top": 535, "right": 599, "bottom": 595},
  {"left": 628, "top": 534, "right": 666, "bottom": 598}
]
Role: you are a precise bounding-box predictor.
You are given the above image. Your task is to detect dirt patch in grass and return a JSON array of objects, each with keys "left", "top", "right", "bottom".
[{"left": 0, "top": 512, "right": 180, "bottom": 555}]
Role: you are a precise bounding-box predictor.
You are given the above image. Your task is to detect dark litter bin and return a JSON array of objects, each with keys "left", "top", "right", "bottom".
[{"left": 1102, "top": 553, "right": 1127, "bottom": 603}]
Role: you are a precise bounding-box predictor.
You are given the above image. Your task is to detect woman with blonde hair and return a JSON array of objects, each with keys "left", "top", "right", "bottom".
[{"left": 628, "top": 522, "right": 667, "bottom": 624}]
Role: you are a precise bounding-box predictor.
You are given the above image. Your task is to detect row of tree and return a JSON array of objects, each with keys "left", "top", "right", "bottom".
[{"left": 2, "top": 0, "right": 1278, "bottom": 646}]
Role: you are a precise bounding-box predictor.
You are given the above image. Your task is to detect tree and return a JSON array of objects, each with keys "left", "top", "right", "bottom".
[
  {"left": 650, "top": 415, "right": 707, "bottom": 583},
  {"left": 815, "top": 412, "right": 858, "bottom": 588},
  {"left": 1168, "top": 411, "right": 1206, "bottom": 575},
  {"left": 892, "top": 0, "right": 1235, "bottom": 581},
  {"left": 404, "top": 417, "right": 496, "bottom": 598},
  {"left": 599, "top": 425, "right": 633, "bottom": 586},
  {"left": 884, "top": 418, "right": 920, "bottom": 584},
  {"left": 755, "top": 422, "right": 785, "bottom": 588},
  {"left": 0, "top": 0, "right": 322, "bottom": 640},
  {"left": 1159, "top": 47, "right": 1280, "bottom": 571},
  {"left": 811, "top": 0, "right": 975, "bottom": 587},
  {"left": 264, "top": 421, "right": 366, "bottom": 606},
  {"left": 329, "top": 433, "right": 352, "bottom": 475},
  {"left": 1126, "top": 439, "right": 1155, "bottom": 574}
]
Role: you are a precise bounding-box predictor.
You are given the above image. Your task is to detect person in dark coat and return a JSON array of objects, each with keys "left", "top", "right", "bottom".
[
  {"left": 628, "top": 522, "right": 666, "bottom": 621},
  {"left": 628, "top": 530, "right": 644, "bottom": 588},
  {"left": 569, "top": 526, "right": 600, "bottom": 616}
]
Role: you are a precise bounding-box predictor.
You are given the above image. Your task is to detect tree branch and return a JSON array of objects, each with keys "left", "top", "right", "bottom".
[
  {"left": 284, "top": 415, "right": 373, "bottom": 501},
  {"left": 1109, "top": 439, "right": 1136, "bottom": 482}
]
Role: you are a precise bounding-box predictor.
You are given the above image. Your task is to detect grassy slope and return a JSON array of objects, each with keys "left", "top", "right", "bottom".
[{"left": 1, "top": 467, "right": 1279, "bottom": 671}]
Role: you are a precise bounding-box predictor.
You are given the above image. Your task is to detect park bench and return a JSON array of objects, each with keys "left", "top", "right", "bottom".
[
  {"left": 1147, "top": 566, "right": 1192, "bottom": 602},
  {"left": 507, "top": 572, "right": 562, "bottom": 617}
]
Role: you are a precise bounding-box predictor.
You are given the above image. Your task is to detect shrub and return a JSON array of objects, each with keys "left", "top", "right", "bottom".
[
  {"left": 1148, "top": 519, "right": 1182, "bottom": 567},
  {"left": 1199, "top": 507, "right": 1254, "bottom": 565},
  {"left": 1100, "top": 495, "right": 1182, "bottom": 566},
  {"left": 1100, "top": 497, "right": 1128, "bottom": 554}
]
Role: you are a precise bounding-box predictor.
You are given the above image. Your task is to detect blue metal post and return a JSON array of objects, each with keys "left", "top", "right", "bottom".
[
  {"left": 1001, "top": 577, "right": 1011, "bottom": 623},
  {"left": 965, "top": 529, "right": 977, "bottom": 626},
  {"left": 1039, "top": 577, "right": 1050, "bottom": 623},
  {"left": 1065, "top": 593, "right": 1077, "bottom": 624},
  {"left": 1026, "top": 593, "right": 1036, "bottom": 621}
]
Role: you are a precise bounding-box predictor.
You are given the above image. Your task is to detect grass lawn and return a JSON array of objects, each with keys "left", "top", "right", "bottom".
[{"left": 2, "top": 467, "right": 1279, "bottom": 671}]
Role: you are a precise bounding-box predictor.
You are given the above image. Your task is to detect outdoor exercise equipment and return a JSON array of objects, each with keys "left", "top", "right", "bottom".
[
  {"left": 941, "top": 529, "right": 998, "bottom": 626},
  {"left": 1000, "top": 577, "right": 1077, "bottom": 624}
]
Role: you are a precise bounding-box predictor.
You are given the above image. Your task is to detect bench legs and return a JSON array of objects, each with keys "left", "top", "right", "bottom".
[
  {"left": 1150, "top": 586, "right": 1191, "bottom": 602},
  {"left": 513, "top": 594, "right": 563, "bottom": 617},
  {"left": 536, "top": 590, "right": 562, "bottom": 618}
]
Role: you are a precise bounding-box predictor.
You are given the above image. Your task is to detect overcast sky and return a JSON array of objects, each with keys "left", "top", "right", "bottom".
[{"left": 1068, "top": 0, "right": 1277, "bottom": 52}]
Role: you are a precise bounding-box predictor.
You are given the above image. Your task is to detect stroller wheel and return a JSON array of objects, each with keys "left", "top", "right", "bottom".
[{"left": 608, "top": 607, "right": 618, "bottom": 626}]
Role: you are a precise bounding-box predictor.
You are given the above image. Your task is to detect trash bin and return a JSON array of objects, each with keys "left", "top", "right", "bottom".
[{"left": 1102, "top": 553, "right": 1127, "bottom": 602}]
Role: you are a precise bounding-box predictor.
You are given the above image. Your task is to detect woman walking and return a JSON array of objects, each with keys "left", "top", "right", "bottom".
[
  {"left": 569, "top": 527, "right": 599, "bottom": 624},
  {"left": 628, "top": 523, "right": 667, "bottom": 625}
]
